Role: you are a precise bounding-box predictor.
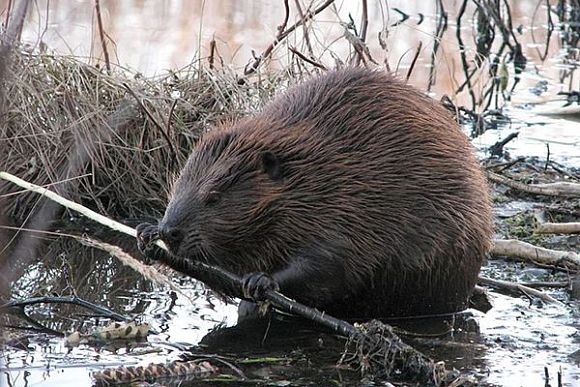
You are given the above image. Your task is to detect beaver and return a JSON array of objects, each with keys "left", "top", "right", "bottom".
[{"left": 138, "top": 67, "right": 493, "bottom": 319}]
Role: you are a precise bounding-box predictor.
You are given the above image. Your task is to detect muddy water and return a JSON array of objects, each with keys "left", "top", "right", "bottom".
[{"left": 1, "top": 1, "right": 580, "bottom": 386}]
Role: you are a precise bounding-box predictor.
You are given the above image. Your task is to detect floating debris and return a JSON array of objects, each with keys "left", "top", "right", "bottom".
[{"left": 92, "top": 360, "right": 218, "bottom": 385}]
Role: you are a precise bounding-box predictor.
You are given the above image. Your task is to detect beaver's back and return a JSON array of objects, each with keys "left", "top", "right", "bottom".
[{"left": 252, "top": 69, "right": 492, "bottom": 316}]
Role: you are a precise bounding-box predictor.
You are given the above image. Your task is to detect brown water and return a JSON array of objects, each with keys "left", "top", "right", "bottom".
[{"left": 1, "top": 1, "right": 580, "bottom": 386}]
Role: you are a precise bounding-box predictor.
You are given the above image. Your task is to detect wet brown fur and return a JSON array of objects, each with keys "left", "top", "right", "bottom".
[{"left": 162, "top": 68, "right": 493, "bottom": 318}]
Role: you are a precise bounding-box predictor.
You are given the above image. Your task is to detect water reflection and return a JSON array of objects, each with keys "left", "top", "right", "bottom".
[
  {"left": 7, "top": 0, "right": 580, "bottom": 166},
  {"left": 7, "top": 1, "right": 574, "bottom": 98}
]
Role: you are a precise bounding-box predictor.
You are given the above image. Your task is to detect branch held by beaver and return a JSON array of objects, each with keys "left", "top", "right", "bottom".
[{"left": 135, "top": 222, "right": 449, "bottom": 385}]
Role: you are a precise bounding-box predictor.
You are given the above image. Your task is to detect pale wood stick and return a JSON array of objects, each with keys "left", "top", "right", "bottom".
[
  {"left": 478, "top": 276, "right": 565, "bottom": 306},
  {"left": 535, "top": 222, "right": 580, "bottom": 234},
  {"left": 0, "top": 171, "right": 167, "bottom": 251},
  {"left": 492, "top": 239, "right": 580, "bottom": 270},
  {"left": 488, "top": 172, "right": 580, "bottom": 197}
]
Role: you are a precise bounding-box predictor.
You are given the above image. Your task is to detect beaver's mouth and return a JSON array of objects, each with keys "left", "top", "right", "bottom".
[
  {"left": 157, "top": 227, "right": 183, "bottom": 254},
  {"left": 164, "top": 233, "right": 207, "bottom": 261}
]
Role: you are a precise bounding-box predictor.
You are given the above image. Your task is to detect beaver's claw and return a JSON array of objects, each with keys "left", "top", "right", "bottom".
[
  {"left": 136, "top": 222, "right": 160, "bottom": 256},
  {"left": 242, "top": 272, "right": 280, "bottom": 302}
]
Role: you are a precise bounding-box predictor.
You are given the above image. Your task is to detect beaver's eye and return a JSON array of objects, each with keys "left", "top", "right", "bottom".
[{"left": 204, "top": 190, "right": 221, "bottom": 206}]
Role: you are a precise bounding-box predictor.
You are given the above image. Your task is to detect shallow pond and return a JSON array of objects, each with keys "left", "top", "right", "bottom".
[{"left": 2, "top": 0, "right": 580, "bottom": 386}]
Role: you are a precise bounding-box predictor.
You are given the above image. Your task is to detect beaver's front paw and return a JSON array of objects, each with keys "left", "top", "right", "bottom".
[
  {"left": 242, "top": 272, "right": 280, "bottom": 302},
  {"left": 136, "top": 222, "right": 160, "bottom": 256}
]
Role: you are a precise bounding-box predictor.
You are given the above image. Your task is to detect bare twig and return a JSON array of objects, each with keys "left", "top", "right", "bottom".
[
  {"left": 355, "top": 0, "right": 369, "bottom": 67},
  {"left": 94, "top": 0, "right": 111, "bottom": 73},
  {"left": 488, "top": 132, "right": 519, "bottom": 157},
  {"left": 243, "top": 0, "right": 290, "bottom": 76},
  {"left": 455, "top": 0, "right": 476, "bottom": 110},
  {"left": 531, "top": 0, "right": 554, "bottom": 61},
  {"left": 293, "top": 0, "right": 315, "bottom": 58},
  {"left": 478, "top": 276, "right": 565, "bottom": 306},
  {"left": 488, "top": 172, "right": 580, "bottom": 197},
  {"left": 289, "top": 46, "right": 327, "bottom": 70},
  {"left": 427, "top": 0, "right": 447, "bottom": 91},
  {"left": 359, "top": 0, "right": 369, "bottom": 43},
  {"left": 243, "top": 0, "right": 335, "bottom": 76}
]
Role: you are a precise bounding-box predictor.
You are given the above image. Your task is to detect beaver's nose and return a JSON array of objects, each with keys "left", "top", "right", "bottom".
[{"left": 158, "top": 224, "right": 184, "bottom": 251}]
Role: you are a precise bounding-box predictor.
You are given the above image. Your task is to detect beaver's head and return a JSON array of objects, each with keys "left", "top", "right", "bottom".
[{"left": 158, "top": 126, "right": 290, "bottom": 269}]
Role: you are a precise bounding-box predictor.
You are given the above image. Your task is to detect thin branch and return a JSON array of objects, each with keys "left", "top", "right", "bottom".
[
  {"left": 243, "top": 0, "right": 336, "bottom": 76},
  {"left": 0, "top": 171, "right": 138, "bottom": 238},
  {"left": 456, "top": 0, "right": 477, "bottom": 110},
  {"left": 94, "top": 0, "right": 111, "bottom": 73},
  {"left": 293, "top": 0, "right": 315, "bottom": 58},
  {"left": 478, "top": 277, "right": 565, "bottom": 307},
  {"left": 405, "top": 42, "right": 422, "bottom": 83},
  {"left": 427, "top": 0, "right": 447, "bottom": 91},
  {"left": 289, "top": 46, "right": 327, "bottom": 70},
  {"left": 359, "top": 0, "right": 369, "bottom": 43},
  {"left": 243, "top": 0, "right": 290, "bottom": 76}
]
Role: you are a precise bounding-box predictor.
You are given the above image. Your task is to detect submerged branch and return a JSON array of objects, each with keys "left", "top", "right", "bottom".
[
  {"left": 0, "top": 296, "right": 128, "bottom": 321},
  {"left": 0, "top": 172, "right": 138, "bottom": 238},
  {"left": 478, "top": 277, "right": 565, "bottom": 307}
]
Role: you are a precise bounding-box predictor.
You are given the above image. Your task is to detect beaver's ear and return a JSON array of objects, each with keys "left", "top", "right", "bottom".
[{"left": 260, "top": 151, "right": 283, "bottom": 180}]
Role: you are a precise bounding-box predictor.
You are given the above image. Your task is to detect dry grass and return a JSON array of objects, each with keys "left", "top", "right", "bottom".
[{"left": 0, "top": 50, "right": 290, "bottom": 220}]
